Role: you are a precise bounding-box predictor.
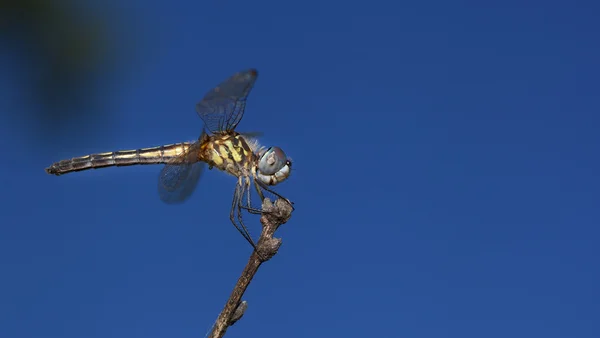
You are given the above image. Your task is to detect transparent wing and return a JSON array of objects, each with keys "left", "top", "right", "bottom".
[
  {"left": 157, "top": 142, "right": 206, "bottom": 204},
  {"left": 195, "top": 69, "right": 258, "bottom": 134},
  {"left": 240, "top": 131, "right": 263, "bottom": 138}
]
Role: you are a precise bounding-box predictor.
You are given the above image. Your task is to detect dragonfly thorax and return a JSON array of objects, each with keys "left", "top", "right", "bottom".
[{"left": 200, "top": 133, "right": 256, "bottom": 178}]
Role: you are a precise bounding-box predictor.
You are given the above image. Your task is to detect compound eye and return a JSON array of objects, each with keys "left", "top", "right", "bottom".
[{"left": 258, "top": 147, "right": 287, "bottom": 175}]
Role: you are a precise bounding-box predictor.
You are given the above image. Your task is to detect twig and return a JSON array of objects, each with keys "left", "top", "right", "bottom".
[{"left": 207, "top": 198, "right": 293, "bottom": 338}]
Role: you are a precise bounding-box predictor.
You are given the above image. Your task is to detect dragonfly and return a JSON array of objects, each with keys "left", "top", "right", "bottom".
[{"left": 45, "top": 69, "right": 293, "bottom": 252}]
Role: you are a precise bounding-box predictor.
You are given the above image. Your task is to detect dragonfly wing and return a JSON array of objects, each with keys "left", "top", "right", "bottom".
[
  {"left": 157, "top": 143, "right": 205, "bottom": 204},
  {"left": 195, "top": 69, "right": 258, "bottom": 134},
  {"left": 239, "top": 131, "right": 264, "bottom": 138}
]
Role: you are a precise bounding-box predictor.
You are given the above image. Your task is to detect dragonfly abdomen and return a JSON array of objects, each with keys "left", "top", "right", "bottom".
[{"left": 45, "top": 143, "right": 193, "bottom": 176}]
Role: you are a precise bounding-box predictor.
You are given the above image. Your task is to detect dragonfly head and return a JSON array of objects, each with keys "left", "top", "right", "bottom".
[{"left": 256, "top": 146, "right": 292, "bottom": 186}]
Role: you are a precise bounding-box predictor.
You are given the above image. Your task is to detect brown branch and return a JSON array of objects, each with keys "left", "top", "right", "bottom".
[{"left": 207, "top": 198, "right": 293, "bottom": 338}]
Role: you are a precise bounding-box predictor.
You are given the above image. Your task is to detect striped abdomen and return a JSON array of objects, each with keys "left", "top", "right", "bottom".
[{"left": 45, "top": 143, "right": 194, "bottom": 176}]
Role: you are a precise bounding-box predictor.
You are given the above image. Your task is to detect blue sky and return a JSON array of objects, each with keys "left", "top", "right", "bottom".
[{"left": 1, "top": 0, "right": 599, "bottom": 337}]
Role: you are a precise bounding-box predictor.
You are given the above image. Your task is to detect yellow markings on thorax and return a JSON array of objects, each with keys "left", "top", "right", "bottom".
[
  {"left": 210, "top": 148, "right": 225, "bottom": 166},
  {"left": 205, "top": 134, "right": 253, "bottom": 173},
  {"left": 221, "top": 140, "right": 243, "bottom": 162}
]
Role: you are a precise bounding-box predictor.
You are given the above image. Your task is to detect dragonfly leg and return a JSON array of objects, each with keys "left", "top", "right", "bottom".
[
  {"left": 254, "top": 178, "right": 266, "bottom": 201},
  {"left": 241, "top": 176, "right": 263, "bottom": 215},
  {"left": 230, "top": 181, "right": 258, "bottom": 251},
  {"left": 255, "top": 179, "right": 295, "bottom": 211},
  {"left": 235, "top": 191, "right": 267, "bottom": 260}
]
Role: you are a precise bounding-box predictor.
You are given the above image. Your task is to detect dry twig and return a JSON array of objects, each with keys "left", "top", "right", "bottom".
[{"left": 207, "top": 198, "right": 293, "bottom": 338}]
